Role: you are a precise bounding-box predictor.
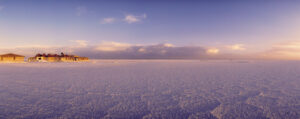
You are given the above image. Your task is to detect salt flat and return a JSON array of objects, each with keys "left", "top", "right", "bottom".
[{"left": 0, "top": 60, "right": 299, "bottom": 119}]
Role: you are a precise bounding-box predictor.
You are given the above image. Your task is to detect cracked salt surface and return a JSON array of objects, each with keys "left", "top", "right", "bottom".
[{"left": 0, "top": 60, "right": 299, "bottom": 119}]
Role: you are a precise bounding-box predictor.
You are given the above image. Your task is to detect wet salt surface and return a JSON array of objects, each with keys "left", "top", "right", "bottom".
[{"left": 0, "top": 60, "right": 299, "bottom": 119}]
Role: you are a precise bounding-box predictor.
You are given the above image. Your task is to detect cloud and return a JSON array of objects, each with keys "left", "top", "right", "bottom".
[
  {"left": 227, "top": 44, "right": 245, "bottom": 50},
  {"left": 100, "top": 17, "right": 116, "bottom": 24},
  {"left": 262, "top": 41, "right": 300, "bottom": 60},
  {"left": 138, "top": 48, "right": 146, "bottom": 53},
  {"left": 82, "top": 44, "right": 208, "bottom": 59},
  {"left": 163, "top": 43, "right": 174, "bottom": 47},
  {"left": 124, "top": 13, "right": 147, "bottom": 24},
  {"left": 206, "top": 48, "right": 219, "bottom": 55},
  {"left": 71, "top": 40, "right": 88, "bottom": 47},
  {"left": 0, "top": 41, "right": 251, "bottom": 60},
  {"left": 95, "top": 41, "right": 131, "bottom": 52},
  {"left": 76, "top": 6, "right": 87, "bottom": 16},
  {"left": 73, "top": 43, "right": 209, "bottom": 59}
]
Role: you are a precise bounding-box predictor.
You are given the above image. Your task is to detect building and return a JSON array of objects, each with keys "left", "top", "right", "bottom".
[
  {"left": 28, "top": 53, "right": 89, "bottom": 62},
  {"left": 0, "top": 53, "right": 25, "bottom": 63}
]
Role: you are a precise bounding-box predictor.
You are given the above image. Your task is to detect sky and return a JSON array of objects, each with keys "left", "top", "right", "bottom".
[{"left": 1, "top": 0, "right": 300, "bottom": 60}]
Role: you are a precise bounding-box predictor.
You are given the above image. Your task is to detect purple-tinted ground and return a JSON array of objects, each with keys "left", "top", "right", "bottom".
[{"left": 0, "top": 60, "right": 299, "bottom": 119}]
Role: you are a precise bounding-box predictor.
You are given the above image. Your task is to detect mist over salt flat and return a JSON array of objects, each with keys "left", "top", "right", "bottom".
[{"left": 0, "top": 60, "right": 299, "bottom": 119}]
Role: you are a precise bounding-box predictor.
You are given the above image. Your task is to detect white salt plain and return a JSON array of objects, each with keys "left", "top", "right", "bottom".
[{"left": 0, "top": 60, "right": 299, "bottom": 119}]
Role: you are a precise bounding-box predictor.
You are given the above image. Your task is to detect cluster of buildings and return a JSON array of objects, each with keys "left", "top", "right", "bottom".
[{"left": 0, "top": 53, "right": 89, "bottom": 63}]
